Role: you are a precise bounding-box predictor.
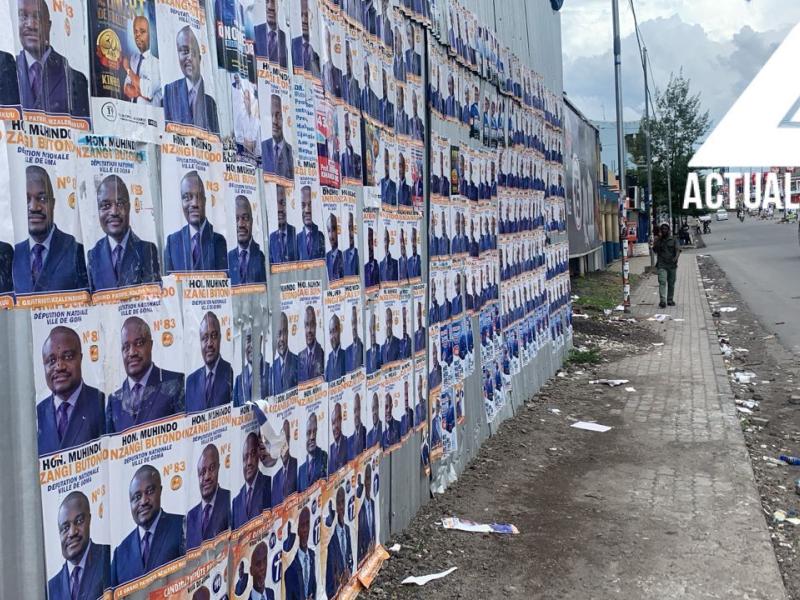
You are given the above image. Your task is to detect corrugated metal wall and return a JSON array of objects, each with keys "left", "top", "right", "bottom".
[{"left": 0, "top": 2, "right": 565, "bottom": 598}]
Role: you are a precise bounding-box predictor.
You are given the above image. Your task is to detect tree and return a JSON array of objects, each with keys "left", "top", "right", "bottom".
[{"left": 629, "top": 70, "right": 711, "bottom": 225}]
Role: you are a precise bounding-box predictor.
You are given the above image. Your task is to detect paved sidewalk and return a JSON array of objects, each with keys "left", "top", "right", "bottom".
[{"left": 567, "top": 253, "right": 786, "bottom": 598}]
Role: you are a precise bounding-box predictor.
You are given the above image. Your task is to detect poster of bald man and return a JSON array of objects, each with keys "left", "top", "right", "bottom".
[
  {"left": 380, "top": 365, "right": 403, "bottom": 453},
  {"left": 364, "top": 370, "right": 384, "bottom": 452},
  {"left": 39, "top": 440, "right": 110, "bottom": 600},
  {"left": 31, "top": 306, "right": 105, "bottom": 457},
  {"left": 107, "top": 418, "right": 188, "bottom": 591},
  {"left": 185, "top": 419, "right": 232, "bottom": 553},
  {"left": 102, "top": 287, "right": 185, "bottom": 435},
  {"left": 319, "top": 7, "right": 344, "bottom": 103},
  {"left": 224, "top": 159, "right": 266, "bottom": 292},
  {"left": 322, "top": 186, "right": 343, "bottom": 285},
  {"left": 297, "top": 380, "right": 329, "bottom": 493},
  {"left": 7, "top": 124, "right": 89, "bottom": 302},
  {"left": 148, "top": 540, "right": 229, "bottom": 599},
  {"left": 290, "top": 0, "right": 321, "bottom": 80},
  {"left": 413, "top": 355, "right": 427, "bottom": 434},
  {"left": 278, "top": 491, "right": 321, "bottom": 600},
  {"left": 337, "top": 190, "right": 359, "bottom": 285},
  {"left": 0, "top": 132, "right": 15, "bottom": 306},
  {"left": 77, "top": 137, "right": 161, "bottom": 299},
  {"left": 294, "top": 279, "right": 325, "bottom": 388},
  {"left": 182, "top": 277, "right": 234, "bottom": 413},
  {"left": 376, "top": 213, "right": 399, "bottom": 288},
  {"left": 258, "top": 76, "right": 295, "bottom": 183},
  {"left": 160, "top": 136, "right": 229, "bottom": 275},
  {"left": 156, "top": 0, "right": 220, "bottom": 136},
  {"left": 293, "top": 174, "right": 325, "bottom": 269},
  {"left": 354, "top": 448, "right": 382, "bottom": 572},
  {"left": 323, "top": 287, "right": 346, "bottom": 384},
  {"left": 230, "top": 510, "right": 283, "bottom": 599},
  {"left": 339, "top": 109, "right": 362, "bottom": 187},
  {"left": 88, "top": 0, "right": 163, "bottom": 140},
  {"left": 361, "top": 208, "right": 379, "bottom": 294},
  {"left": 319, "top": 466, "right": 356, "bottom": 599},
  {"left": 10, "top": 0, "right": 90, "bottom": 127}
]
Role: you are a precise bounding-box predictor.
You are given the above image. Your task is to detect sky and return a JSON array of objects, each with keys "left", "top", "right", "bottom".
[{"left": 561, "top": 0, "right": 800, "bottom": 127}]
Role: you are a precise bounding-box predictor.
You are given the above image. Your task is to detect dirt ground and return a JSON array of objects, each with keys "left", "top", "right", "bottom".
[
  {"left": 362, "top": 280, "right": 663, "bottom": 600},
  {"left": 697, "top": 255, "right": 800, "bottom": 599}
]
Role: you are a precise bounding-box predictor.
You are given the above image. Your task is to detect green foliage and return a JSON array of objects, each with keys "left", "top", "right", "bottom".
[
  {"left": 567, "top": 348, "right": 601, "bottom": 365},
  {"left": 629, "top": 71, "right": 711, "bottom": 220},
  {"left": 573, "top": 270, "right": 638, "bottom": 312}
]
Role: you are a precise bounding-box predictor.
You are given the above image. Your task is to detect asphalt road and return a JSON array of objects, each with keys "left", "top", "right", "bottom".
[{"left": 702, "top": 215, "right": 800, "bottom": 356}]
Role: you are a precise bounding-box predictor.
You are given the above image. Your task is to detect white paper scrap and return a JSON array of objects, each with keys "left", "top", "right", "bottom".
[
  {"left": 571, "top": 421, "right": 612, "bottom": 433},
  {"left": 402, "top": 567, "right": 458, "bottom": 586}
]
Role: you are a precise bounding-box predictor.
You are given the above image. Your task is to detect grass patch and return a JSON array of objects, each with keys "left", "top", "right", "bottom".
[
  {"left": 567, "top": 348, "right": 601, "bottom": 365},
  {"left": 573, "top": 270, "right": 639, "bottom": 312}
]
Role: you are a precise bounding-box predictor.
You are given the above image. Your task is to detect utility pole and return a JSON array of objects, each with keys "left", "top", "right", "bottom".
[
  {"left": 643, "top": 46, "right": 655, "bottom": 268},
  {"left": 612, "top": 0, "right": 630, "bottom": 310}
]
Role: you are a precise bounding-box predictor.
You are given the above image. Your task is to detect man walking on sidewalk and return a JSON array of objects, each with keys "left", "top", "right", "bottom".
[{"left": 653, "top": 223, "right": 680, "bottom": 308}]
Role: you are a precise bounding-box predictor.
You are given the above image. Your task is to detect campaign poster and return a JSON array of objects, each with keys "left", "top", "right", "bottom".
[
  {"left": 362, "top": 208, "right": 380, "bottom": 294},
  {"left": 380, "top": 365, "right": 402, "bottom": 453},
  {"left": 337, "top": 190, "right": 359, "bottom": 284},
  {"left": 324, "top": 287, "right": 347, "bottom": 384},
  {"left": 344, "top": 368, "right": 367, "bottom": 463},
  {"left": 361, "top": 39, "right": 381, "bottom": 126},
  {"left": 377, "top": 287, "right": 406, "bottom": 371},
  {"left": 411, "top": 283, "right": 426, "bottom": 358},
  {"left": 449, "top": 317, "right": 463, "bottom": 383},
  {"left": 430, "top": 134, "right": 448, "bottom": 201},
  {"left": 427, "top": 44, "right": 442, "bottom": 119},
  {"left": 264, "top": 182, "right": 295, "bottom": 272},
  {"left": 362, "top": 119, "right": 380, "bottom": 193},
  {"left": 401, "top": 214, "right": 422, "bottom": 285},
  {"left": 88, "top": 0, "right": 162, "bottom": 139},
  {"left": 7, "top": 122, "right": 88, "bottom": 305},
  {"left": 230, "top": 513, "right": 282, "bottom": 599},
  {"left": 155, "top": 0, "right": 220, "bottom": 138},
  {"left": 428, "top": 259, "right": 448, "bottom": 325},
  {"left": 439, "top": 321, "right": 453, "bottom": 388},
  {"left": 394, "top": 145, "right": 413, "bottom": 210},
  {"left": 340, "top": 108, "right": 362, "bottom": 186},
  {"left": 254, "top": 0, "right": 290, "bottom": 71},
  {"left": 317, "top": 98, "right": 342, "bottom": 188},
  {"left": 223, "top": 157, "right": 266, "bottom": 293},
  {"left": 9, "top": 0, "right": 90, "bottom": 129},
  {"left": 454, "top": 381, "right": 464, "bottom": 425},
  {"left": 450, "top": 199, "right": 467, "bottom": 262},
  {"left": 32, "top": 306, "right": 105, "bottom": 458},
  {"left": 39, "top": 439, "right": 110, "bottom": 600},
  {"left": 273, "top": 282, "right": 299, "bottom": 394},
  {"left": 376, "top": 57, "right": 395, "bottom": 133},
  {"left": 326, "top": 375, "right": 349, "bottom": 479},
  {"left": 101, "top": 285, "right": 185, "bottom": 436},
  {"left": 364, "top": 370, "right": 383, "bottom": 452},
  {"left": 403, "top": 18, "right": 422, "bottom": 82},
  {"left": 377, "top": 135, "right": 397, "bottom": 209},
  {"left": 429, "top": 202, "right": 450, "bottom": 260},
  {"left": 296, "top": 380, "right": 329, "bottom": 494},
  {"left": 280, "top": 490, "right": 322, "bottom": 600},
  {"left": 290, "top": 0, "right": 322, "bottom": 81},
  {"left": 413, "top": 355, "right": 427, "bottom": 434},
  {"left": 77, "top": 136, "right": 161, "bottom": 300},
  {"left": 160, "top": 135, "right": 227, "bottom": 276},
  {"left": 341, "top": 29, "right": 363, "bottom": 112},
  {"left": 107, "top": 414, "right": 187, "bottom": 595},
  {"left": 293, "top": 171, "right": 325, "bottom": 269},
  {"left": 440, "top": 386, "right": 458, "bottom": 456},
  {"left": 428, "top": 364, "right": 442, "bottom": 462},
  {"left": 284, "top": 280, "right": 321, "bottom": 390},
  {"left": 319, "top": 465, "right": 357, "bottom": 599},
  {"left": 376, "top": 213, "right": 399, "bottom": 289},
  {"left": 482, "top": 364, "right": 496, "bottom": 424},
  {"left": 149, "top": 541, "right": 229, "bottom": 599},
  {"left": 322, "top": 186, "right": 344, "bottom": 285},
  {"left": 319, "top": 4, "right": 345, "bottom": 103},
  {"left": 259, "top": 73, "right": 295, "bottom": 184},
  {"left": 398, "top": 361, "right": 415, "bottom": 440},
  {"left": 409, "top": 144, "right": 424, "bottom": 212},
  {"left": 0, "top": 125, "right": 15, "bottom": 306},
  {"left": 0, "top": 0, "right": 20, "bottom": 120}
]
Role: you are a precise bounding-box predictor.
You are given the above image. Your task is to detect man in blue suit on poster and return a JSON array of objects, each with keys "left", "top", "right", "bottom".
[
  {"left": 397, "top": 154, "right": 412, "bottom": 207},
  {"left": 341, "top": 41, "right": 361, "bottom": 110},
  {"left": 366, "top": 392, "right": 382, "bottom": 448},
  {"left": 254, "top": 0, "right": 288, "bottom": 68},
  {"left": 186, "top": 444, "right": 231, "bottom": 549},
  {"left": 381, "top": 307, "right": 401, "bottom": 365},
  {"left": 48, "top": 491, "right": 110, "bottom": 600},
  {"left": 14, "top": 166, "right": 89, "bottom": 295},
  {"left": 325, "top": 314, "right": 346, "bottom": 383},
  {"left": 163, "top": 26, "right": 219, "bottom": 133},
  {"left": 36, "top": 326, "right": 105, "bottom": 457},
  {"left": 106, "top": 317, "right": 184, "bottom": 434},
  {"left": 399, "top": 306, "right": 412, "bottom": 359},
  {"left": 234, "top": 331, "right": 270, "bottom": 405},
  {"left": 397, "top": 228, "right": 409, "bottom": 283},
  {"left": 246, "top": 542, "right": 275, "bottom": 600},
  {"left": 291, "top": 0, "right": 321, "bottom": 78},
  {"left": 232, "top": 432, "right": 271, "bottom": 529},
  {"left": 400, "top": 381, "right": 414, "bottom": 437},
  {"left": 364, "top": 228, "right": 379, "bottom": 289},
  {"left": 361, "top": 62, "right": 377, "bottom": 119},
  {"left": 165, "top": 171, "right": 228, "bottom": 273},
  {"left": 296, "top": 186, "right": 325, "bottom": 261},
  {"left": 379, "top": 229, "right": 398, "bottom": 283},
  {"left": 299, "top": 306, "right": 324, "bottom": 384},
  {"left": 345, "top": 305, "right": 364, "bottom": 372},
  {"left": 271, "top": 420, "right": 298, "bottom": 505},
  {"left": 325, "top": 214, "right": 344, "bottom": 283},
  {"left": 15, "top": 0, "right": 90, "bottom": 118},
  {"left": 340, "top": 114, "right": 362, "bottom": 182},
  {"left": 110, "top": 465, "right": 185, "bottom": 586},
  {"left": 415, "top": 375, "right": 426, "bottom": 427},
  {"left": 349, "top": 392, "right": 367, "bottom": 460},
  {"left": 343, "top": 211, "right": 359, "bottom": 278},
  {"left": 451, "top": 274, "right": 464, "bottom": 316},
  {"left": 272, "top": 312, "right": 298, "bottom": 394},
  {"left": 284, "top": 507, "right": 316, "bottom": 600},
  {"left": 88, "top": 175, "right": 161, "bottom": 293},
  {"left": 379, "top": 149, "right": 396, "bottom": 206},
  {"left": 414, "top": 301, "right": 426, "bottom": 353},
  {"left": 262, "top": 94, "right": 295, "bottom": 180},
  {"left": 357, "top": 463, "right": 376, "bottom": 564},
  {"left": 268, "top": 185, "right": 297, "bottom": 265},
  {"left": 228, "top": 195, "right": 267, "bottom": 286},
  {"left": 382, "top": 394, "right": 401, "bottom": 448},
  {"left": 298, "top": 412, "right": 327, "bottom": 493},
  {"left": 407, "top": 228, "right": 421, "bottom": 279},
  {"left": 428, "top": 278, "right": 441, "bottom": 326},
  {"left": 365, "top": 312, "right": 381, "bottom": 375},
  {"left": 326, "top": 486, "right": 354, "bottom": 598},
  {"left": 378, "top": 70, "right": 394, "bottom": 128},
  {"left": 185, "top": 311, "right": 233, "bottom": 412},
  {"left": 329, "top": 402, "right": 348, "bottom": 473}
]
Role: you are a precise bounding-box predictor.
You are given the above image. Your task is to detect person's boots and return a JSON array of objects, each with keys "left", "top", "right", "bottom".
[{"left": 659, "top": 300, "right": 667, "bottom": 309}]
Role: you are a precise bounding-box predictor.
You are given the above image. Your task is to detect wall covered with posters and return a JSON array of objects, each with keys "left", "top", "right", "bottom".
[{"left": 0, "top": 0, "right": 570, "bottom": 599}]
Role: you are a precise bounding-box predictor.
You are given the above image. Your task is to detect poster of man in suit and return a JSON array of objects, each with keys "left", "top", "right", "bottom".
[
  {"left": 290, "top": 0, "right": 321, "bottom": 80},
  {"left": 320, "top": 468, "right": 356, "bottom": 598},
  {"left": 254, "top": 0, "right": 289, "bottom": 70},
  {"left": 339, "top": 191, "right": 360, "bottom": 284},
  {"left": 156, "top": 0, "right": 220, "bottom": 136},
  {"left": 365, "top": 366, "right": 383, "bottom": 450},
  {"left": 297, "top": 382, "right": 328, "bottom": 493},
  {"left": 354, "top": 449, "right": 381, "bottom": 569},
  {"left": 224, "top": 161, "right": 267, "bottom": 291},
  {"left": 182, "top": 278, "right": 234, "bottom": 413},
  {"left": 380, "top": 366, "right": 403, "bottom": 452},
  {"left": 281, "top": 492, "right": 321, "bottom": 600},
  {"left": 8, "top": 127, "right": 89, "bottom": 300},
  {"left": 31, "top": 308, "right": 105, "bottom": 458},
  {"left": 294, "top": 178, "right": 325, "bottom": 269},
  {"left": 107, "top": 430, "right": 187, "bottom": 588},
  {"left": 230, "top": 512, "right": 282, "bottom": 600},
  {"left": 88, "top": 0, "right": 162, "bottom": 139},
  {"left": 323, "top": 287, "right": 347, "bottom": 384},
  {"left": 148, "top": 540, "right": 229, "bottom": 600},
  {"left": 377, "top": 214, "right": 399, "bottom": 288},
  {"left": 340, "top": 109, "right": 363, "bottom": 186},
  {"left": 342, "top": 368, "right": 366, "bottom": 462},
  {"left": 186, "top": 429, "right": 232, "bottom": 551},
  {"left": 160, "top": 138, "right": 228, "bottom": 274},
  {"left": 77, "top": 137, "right": 162, "bottom": 297},
  {"left": 102, "top": 288, "right": 185, "bottom": 435},
  {"left": 322, "top": 188, "right": 344, "bottom": 285},
  {"left": 11, "top": 0, "right": 90, "bottom": 127},
  {"left": 39, "top": 448, "right": 110, "bottom": 600},
  {"left": 413, "top": 355, "right": 427, "bottom": 434},
  {"left": 259, "top": 75, "right": 294, "bottom": 183},
  {"left": 319, "top": 10, "right": 343, "bottom": 101}
]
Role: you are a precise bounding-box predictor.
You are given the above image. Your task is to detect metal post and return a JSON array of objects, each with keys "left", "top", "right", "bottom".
[
  {"left": 666, "top": 158, "right": 673, "bottom": 231},
  {"left": 643, "top": 46, "right": 655, "bottom": 267},
  {"left": 612, "top": 0, "right": 630, "bottom": 309}
]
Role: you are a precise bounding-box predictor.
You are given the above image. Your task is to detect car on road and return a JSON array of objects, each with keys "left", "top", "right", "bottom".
[{"left": 716, "top": 209, "right": 729, "bottom": 221}]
